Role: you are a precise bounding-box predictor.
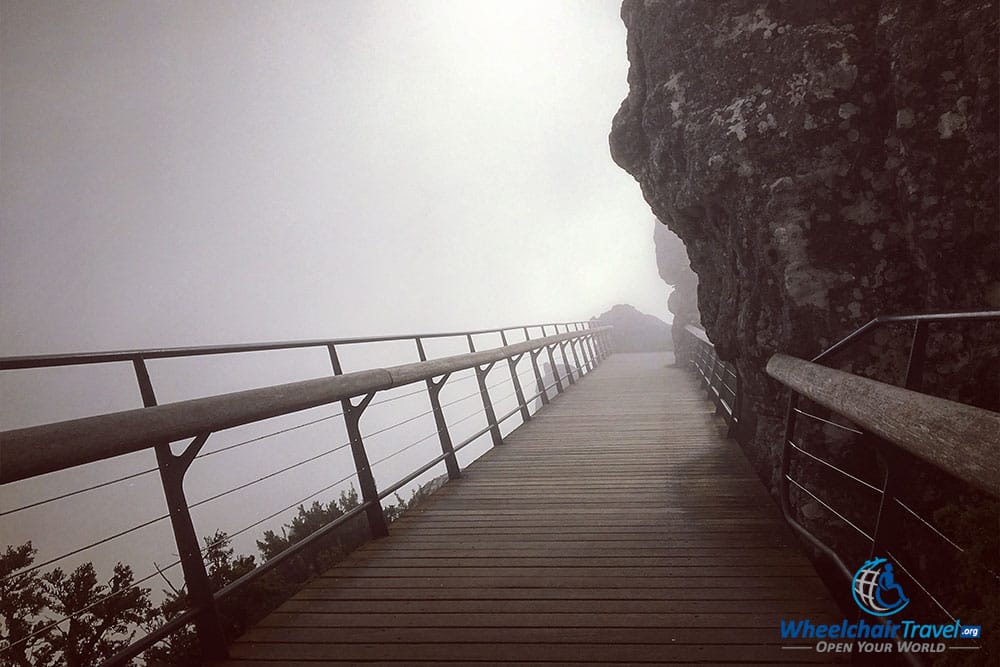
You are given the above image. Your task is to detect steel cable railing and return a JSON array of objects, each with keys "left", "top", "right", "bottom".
[
  {"left": 1, "top": 559, "right": 186, "bottom": 654},
  {"left": 3, "top": 370, "right": 525, "bottom": 594},
  {"left": 370, "top": 365, "right": 542, "bottom": 473},
  {"left": 1, "top": 365, "right": 533, "bottom": 657},
  {"left": 767, "top": 311, "right": 1000, "bottom": 661},
  {"left": 683, "top": 325, "right": 740, "bottom": 433},
  {"left": 1, "top": 379, "right": 499, "bottom": 582},
  {"left": 3, "top": 512, "right": 172, "bottom": 581},
  {"left": 219, "top": 469, "right": 361, "bottom": 545},
  {"left": 0, "top": 408, "right": 346, "bottom": 517},
  {"left": 8, "top": 455, "right": 358, "bottom": 657},
  {"left": 0, "top": 322, "right": 611, "bottom": 665},
  {"left": 1, "top": 376, "right": 486, "bottom": 518},
  {"left": 681, "top": 314, "right": 997, "bottom": 660}
]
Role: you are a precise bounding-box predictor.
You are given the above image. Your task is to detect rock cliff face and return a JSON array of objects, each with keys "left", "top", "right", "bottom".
[
  {"left": 653, "top": 220, "right": 699, "bottom": 365},
  {"left": 610, "top": 0, "right": 999, "bottom": 489}
]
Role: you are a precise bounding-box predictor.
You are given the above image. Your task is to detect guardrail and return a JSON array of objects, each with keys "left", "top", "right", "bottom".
[
  {"left": 0, "top": 322, "right": 612, "bottom": 664},
  {"left": 683, "top": 325, "right": 740, "bottom": 432},
  {"left": 766, "top": 310, "right": 999, "bottom": 659}
]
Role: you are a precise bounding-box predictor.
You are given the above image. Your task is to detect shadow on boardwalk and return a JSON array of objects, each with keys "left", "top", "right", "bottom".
[{"left": 218, "top": 353, "right": 843, "bottom": 665}]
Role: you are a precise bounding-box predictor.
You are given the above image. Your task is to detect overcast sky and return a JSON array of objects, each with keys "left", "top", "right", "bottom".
[
  {"left": 1, "top": 0, "right": 675, "bottom": 596},
  {"left": 1, "top": 0, "right": 667, "bottom": 359}
]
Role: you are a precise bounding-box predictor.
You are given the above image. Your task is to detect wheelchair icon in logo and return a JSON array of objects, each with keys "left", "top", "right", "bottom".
[{"left": 852, "top": 557, "right": 910, "bottom": 616}]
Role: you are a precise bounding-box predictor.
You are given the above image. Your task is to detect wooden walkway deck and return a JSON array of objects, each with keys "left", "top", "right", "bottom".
[{"left": 220, "top": 353, "right": 842, "bottom": 665}]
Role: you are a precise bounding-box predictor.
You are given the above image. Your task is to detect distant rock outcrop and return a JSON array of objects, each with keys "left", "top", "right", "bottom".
[
  {"left": 610, "top": 0, "right": 999, "bottom": 490},
  {"left": 592, "top": 304, "right": 672, "bottom": 353}
]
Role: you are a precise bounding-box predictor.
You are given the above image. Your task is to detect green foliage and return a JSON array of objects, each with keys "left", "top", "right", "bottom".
[
  {"left": 0, "top": 543, "right": 152, "bottom": 667},
  {"left": 143, "top": 530, "right": 258, "bottom": 666},
  {"left": 38, "top": 563, "right": 152, "bottom": 666},
  {"left": 1, "top": 480, "right": 439, "bottom": 666},
  {"left": 0, "top": 543, "right": 50, "bottom": 667}
]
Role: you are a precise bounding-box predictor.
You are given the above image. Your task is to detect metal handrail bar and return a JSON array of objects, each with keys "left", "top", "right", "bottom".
[
  {"left": 1, "top": 327, "right": 610, "bottom": 484},
  {"left": 0, "top": 321, "right": 595, "bottom": 370},
  {"left": 2, "top": 346, "right": 593, "bottom": 582},
  {"left": 768, "top": 309, "right": 997, "bottom": 662},
  {"left": 682, "top": 325, "right": 740, "bottom": 430},
  {"left": 767, "top": 354, "right": 1000, "bottom": 496},
  {"left": 107, "top": 499, "right": 375, "bottom": 666},
  {"left": 372, "top": 393, "right": 534, "bottom": 506},
  {"left": 3, "top": 323, "right": 611, "bottom": 665},
  {"left": 369, "top": 367, "right": 539, "bottom": 475},
  {"left": 811, "top": 310, "right": 1000, "bottom": 363}
]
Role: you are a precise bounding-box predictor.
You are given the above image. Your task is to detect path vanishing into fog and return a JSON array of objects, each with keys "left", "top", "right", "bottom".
[{"left": 217, "top": 353, "right": 841, "bottom": 665}]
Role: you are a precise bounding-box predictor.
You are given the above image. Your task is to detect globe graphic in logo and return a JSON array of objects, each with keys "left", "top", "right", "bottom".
[{"left": 852, "top": 557, "right": 910, "bottom": 616}]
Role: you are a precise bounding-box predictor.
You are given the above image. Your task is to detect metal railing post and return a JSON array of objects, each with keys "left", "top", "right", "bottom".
[
  {"left": 589, "top": 334, "right": 600, "bottom": 366},
  {"left": 132, "top": 359, "right": 228, "bottom": 660},
  {"left": 529, "top": 347, "right": 550, "bottom": 406},
  {"left": 559, "top": 341, "right": 576, "bottom": 386},
  {"left": 415, "top": 338, "right": 461, "bottom": 480},
  {"left": 579, "top": 330, "right": 595, "bottom": 372},
  {"left": 712, "top": 355, "right": 725, "bottom": 415},
  {"left": 868, "top": 439, "right": 899, "bottom": 559},
  {"left": 904, "top": 321, "right": 929, "bottom": 391},
  {"left": 729, "top": 370, "right": 742, "bottom": 437},
  {"left": 467, "top": 335, "right": 503, "bottom": 447},
  {"left": 708, "top": 349, "right": 720, "bottom": 399},
  {"left": 500, "top": 331, "right": 531, "bottom": 422},
  {"left": 328, "top": 345, "right": 389, "bottom": 538},
  {"left": 568, "top": 335, "right": 584, "bottom": 378},
  {"left": 546, "top": 343, "right": 565, "bottom": 394}
]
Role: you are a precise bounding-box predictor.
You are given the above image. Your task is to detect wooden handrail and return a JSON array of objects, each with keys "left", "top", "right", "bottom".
[
  {"left": 766, "top": 353, "right": 1000, "bottom": 496},
  {"left": 0, "top": 327, "right": 610, "bottom": 484}
]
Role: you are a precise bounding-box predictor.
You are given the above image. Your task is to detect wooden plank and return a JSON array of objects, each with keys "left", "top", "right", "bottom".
[
  {"left": 259, "top": 611, "right": 840, "bottom": 629},
  {"left": 331, "top": 557, "right": 813, "bottom": 568},
  {"left": 240, "top": 626, "right": 803, "bottom": 644},
  {"left": 290, "top": 587, "right": 833, "bottom": 602},
  {"left": 273, "top": 600, "right": 839, "bottom": 618},
  {"left": 219, "top": 353, "right": 843, "bottom": 665},
  {"left": 308, "top": 577, "right": 829, "bottom": 591},
  {"left": 225, "top": 642, "right": 838, "bottom": 663},
  {"left": 219, "top": 662, "right": 833, "bottom": 667}
]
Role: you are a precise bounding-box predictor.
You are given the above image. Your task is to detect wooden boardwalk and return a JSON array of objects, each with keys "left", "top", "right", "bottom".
[{"left": 220, "top": 353, "right": 842, "bottom": 665}]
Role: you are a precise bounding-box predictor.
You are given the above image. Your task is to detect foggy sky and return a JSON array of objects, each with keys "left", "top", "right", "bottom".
[
  {"left": 0, "top": 0, "right": 672, "bottom": 600},
  {"left": 1, "top": 0, "right": 668, "bottom": 360}
]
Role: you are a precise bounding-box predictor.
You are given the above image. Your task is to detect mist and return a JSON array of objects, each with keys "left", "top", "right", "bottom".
[
  {"left": 1, "top": 0, "right": 667, "bottom": 360},
  {"left": 0, "top": 0, "right": 670, "bottom": 619}
]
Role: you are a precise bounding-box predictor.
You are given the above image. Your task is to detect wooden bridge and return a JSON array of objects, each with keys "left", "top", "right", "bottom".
[
  {"left": 2, "top": 315, "right": 997, "bottom": 665},
  {"left": 219, "top": 353, "right": 839, "bottom": 664}
]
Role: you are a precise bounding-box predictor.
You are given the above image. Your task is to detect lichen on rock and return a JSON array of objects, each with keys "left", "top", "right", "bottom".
[{"left": 610, "top": 0, "right": 999, "bottom": 492}]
